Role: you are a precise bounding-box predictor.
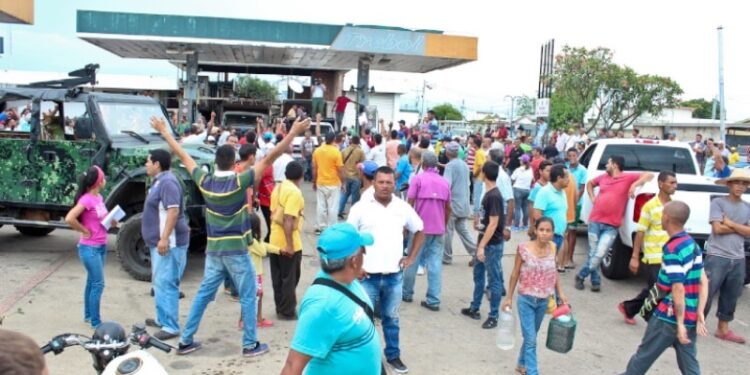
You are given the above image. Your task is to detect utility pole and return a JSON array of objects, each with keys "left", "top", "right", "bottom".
[{"left": 717, "top": 26, "right": 726, "bottom": 143}]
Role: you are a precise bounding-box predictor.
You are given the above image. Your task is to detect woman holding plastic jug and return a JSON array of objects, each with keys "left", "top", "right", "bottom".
[{"left": 502, "top": 217, "right": 569, "bottom": 375}]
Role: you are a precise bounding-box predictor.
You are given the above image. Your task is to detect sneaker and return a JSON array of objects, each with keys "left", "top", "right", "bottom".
[
  {"left": 153, "top": 330, "right": 179, "bottom": 341},
  {"left": 387, "top": 357, "right": 409, "bottom": 373},
  {"left": 242, "top": 342, "right": 270, "bottom": 357},
  {"left": 179, "top": 291, "right": 186, "bottom": 299},
  {"left": 482, "top": 317, "right": 498, "bottom": 329},
  {"left": 617, "top": 303, "right": 636, "bottom": 325},
  {"left": 460, "top": 307, "right": 481, "bottom": 320},
  {"left": 145, "top": 318, "right": 162, "bottom": 328},
  {"left": 314, "top": 229, "right": 323, "bottom": 235},
  {"left": 420, "top": 301, "right": 439, "bottom": 312},
  {"left": 591, "top": 284, "right": 601, "bottom": 292},
  {"left": 574, "top": 276, "right": 585, "bottom": 290},
  {"left": 338, "top": 213, "right": 346, "bottom": 220},
  {"left": 402, "top": 296, "right": 413, "bottom": 303},
  {"left": 177, "top": 341, "right": 202, "bottom": 355},
  {"left": 417, "top": 266, "right": 425, "bottom": 275},
  {"left": 230, "top": 295, "right": 240, "bottom": 302}
]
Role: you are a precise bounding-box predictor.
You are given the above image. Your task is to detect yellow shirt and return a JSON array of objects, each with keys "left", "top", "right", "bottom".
[
  {"left": 636, "top": 196, "right": 669, "bottom": 264},
  {"left": 473, "top": 148, "right": 487, "bottom": 176},
  {"left": 248, "top": 241, "right": 280, "bottom": 276},
  {"left": 313, "top": 144, "right": 344, "bottom": 186},
  {"left": 270, "top": 180, "right": 305, "bottom": 251},
  {"left": 729, "top": 152, "right": 740, "bottom": 166}
]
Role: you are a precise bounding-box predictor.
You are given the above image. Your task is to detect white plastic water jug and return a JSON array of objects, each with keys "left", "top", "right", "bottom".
[{"left": 496, "top": 308, "right": 515, "bottom": 350}]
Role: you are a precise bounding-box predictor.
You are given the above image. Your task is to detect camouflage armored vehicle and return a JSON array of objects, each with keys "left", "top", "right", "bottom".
[{"left": 0, "top": 68, "right": 213, "bottom": 281}]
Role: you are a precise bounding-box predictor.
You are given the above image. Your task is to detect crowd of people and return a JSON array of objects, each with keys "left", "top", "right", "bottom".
[{"left": 3, "top": 108, "right": 747, "bottom": 375}]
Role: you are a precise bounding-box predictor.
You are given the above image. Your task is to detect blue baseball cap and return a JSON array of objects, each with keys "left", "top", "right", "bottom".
[
  {"left": 317, "top": 223, "right": 374, "bottom": 261},
  {"left": 263, "top": 131, "right": 273, "bottom": 141},
  {"left": 361, "top": 160, "right": 379, "bottom": 178}
]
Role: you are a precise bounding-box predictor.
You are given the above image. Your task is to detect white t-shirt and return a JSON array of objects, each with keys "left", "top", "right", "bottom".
[
  {"left": 312, "top": 84, "right": 325, "bottom": 98},
  {"left": 347, "top": 195, "right": 424, "bottom": 274},
  {"left": 511, "top": 166, "right": 534, "bottom": 190},
  {"left": 218, "top": 131, "right": 231, "bottom": 146},
  {"left": 369, "top": 144, "right": 387, "bottom": 167},
  {"left": 182, "top": 132, "right": 207, "bottom": 145},
  {"left": 565, "top": 135, "right": 580, "bottom": 151},
  {"left": 273, "top": 153, "right": 294, "bottom": 182},
  {"left": 556, "top": 133, "right": 569, "bottom": 152}
]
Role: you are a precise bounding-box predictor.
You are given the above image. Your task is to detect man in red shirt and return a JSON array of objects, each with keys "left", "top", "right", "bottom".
[
  {"left": 332, "top": 91, "right": 354, "bottom": 131},
  {"left": 529, "top": 147, "right": 545, "bottom": 182},
  {"left": 575, "top": 155, "right": 653, "bottom": 292}
]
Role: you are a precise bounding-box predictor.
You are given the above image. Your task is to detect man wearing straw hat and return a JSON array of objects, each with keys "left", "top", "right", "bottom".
[{"left": 704, "top": 168, "right": 750, "bottom": 344}]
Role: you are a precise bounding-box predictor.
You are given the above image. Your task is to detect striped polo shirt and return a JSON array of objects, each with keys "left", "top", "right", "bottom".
[
  {"left": 192, "top": 168, "right": 255, "bottom": 256},
  {"left": 636, "top": 196, "right": 670, "bottom": 265},
  {"left": 654, "top": 231, "right": 703, "bottom": 327}
]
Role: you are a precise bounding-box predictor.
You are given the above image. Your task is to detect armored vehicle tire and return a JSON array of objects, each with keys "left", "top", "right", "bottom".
[
  {"left": 15, "top": 226, "right": 55, "bottom": 236},
  {"left": 601, "top": 235, "right": 631, "bottom": 280},
  {"left": 116, "top": 214, "right": 151, "bottom": 282}
]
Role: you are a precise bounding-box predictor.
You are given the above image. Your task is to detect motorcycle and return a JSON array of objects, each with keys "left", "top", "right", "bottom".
[{"left": 40, "top": 321, "right": 172, "bottom": 374}]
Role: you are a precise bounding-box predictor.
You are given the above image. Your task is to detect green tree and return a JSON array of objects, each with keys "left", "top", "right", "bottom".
[
  {"left": 680, "top": 98, "right": 715, "bottom": 119},
  {"left": 234, "top": 75, "right": 278, "bottom": 100},
  {"left": 550, "top": 46, "right": 616, "bottom": 130},
  {"left": 431, "top": 103, "right": 464, "bottom": 121},
  {"left": 515, "top": 96, "right": 536, "bottom": 117},
  {"left": 551, "top": 45, "right": 683, "bottom": 132},
  {"left": 590, "top": 66, "right": 683, "bottom": 130}
]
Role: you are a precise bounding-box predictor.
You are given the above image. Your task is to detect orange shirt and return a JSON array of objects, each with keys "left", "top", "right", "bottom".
[{"left": 564, "top": 171, "right": 578, "bottom": 223}]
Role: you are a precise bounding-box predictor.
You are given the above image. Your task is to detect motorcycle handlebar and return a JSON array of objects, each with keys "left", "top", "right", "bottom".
[
  {"left": 40, "top": 344, "right": 53, "bottom": 354},
  {"left": 146, "top": 336, "right": 172, "bottom": 353}
]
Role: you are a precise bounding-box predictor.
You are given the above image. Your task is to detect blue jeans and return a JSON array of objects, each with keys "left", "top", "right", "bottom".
[
  {"left": 78, "top": 244, "right": 107, "bottom": 327},
  {"left": 622, "top": 317, "right": 699, "bottom": 375},
  {"left": 361, "top": 272, "right": 403, "bottom": 360},
  {"left": 471, "top": 242, "right": 505, "bottom": 319},
  {"left": 181, "top": 254, "right": 258, "bottom": 349},
  {"left": 403, "top": 234, "right": 444, "bottom": 306},
  {"left": 704, "top": 254, "right": 746, "bottom": 322},
  {"left": 304, "top": 156, "right": 313, "bottom": 182},
  {"left": 577, "top": 222, "right": 618, "bottom": 286},
  {"left": 338, "top": 177, "right": 362, "bottom": 215},
  {"left": 150, "top": 245, "right": 188, "bottom": 334},
  {"left": 513, "top": 188, "right": 530, "bottom": 227},
  {"left": 517, "top": 294, "right": 549, "bottom": 375},
  {"left": 473, "top": 177, "right": 484, "bottom": 215},
  {"left": 553, "top": 234, "right": 564, "bottom": 254}
]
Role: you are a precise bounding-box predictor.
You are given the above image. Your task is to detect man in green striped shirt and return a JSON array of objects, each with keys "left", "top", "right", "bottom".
[{"left": 151, "top": 116, "right": 310, "bottom": 358}]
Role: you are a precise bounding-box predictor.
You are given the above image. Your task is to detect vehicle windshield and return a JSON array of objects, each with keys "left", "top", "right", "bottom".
[
  {"left": 224, "top": 114, "right": 262, "bottom": 128},
  {"left": 98, "top": 102, "right": 172, "bottom": 136}
]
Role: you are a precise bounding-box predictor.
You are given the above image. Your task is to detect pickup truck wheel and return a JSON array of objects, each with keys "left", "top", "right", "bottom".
[
  {"left": 15, "top": 226, "right": 55, "bottom": 236},
  {"left": 601, "top": 235, "right": 632, "bottom": 280},
  {"left": 116, "top": 213, "right": 151, "bottom": 282}
]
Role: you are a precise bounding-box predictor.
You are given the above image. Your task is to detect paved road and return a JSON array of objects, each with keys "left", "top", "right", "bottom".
[{"left": 1, "top": 184, "right": 748, "bottom": 374}]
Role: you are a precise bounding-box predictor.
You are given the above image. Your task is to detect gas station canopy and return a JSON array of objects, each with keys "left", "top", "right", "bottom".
[{"left": 76, "top": 10, "right": 478, "bottom": 74}]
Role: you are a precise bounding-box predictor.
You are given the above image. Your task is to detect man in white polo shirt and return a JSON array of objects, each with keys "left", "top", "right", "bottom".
[{"left": 347, "top": 165, "right": 425, "bottom": 374}]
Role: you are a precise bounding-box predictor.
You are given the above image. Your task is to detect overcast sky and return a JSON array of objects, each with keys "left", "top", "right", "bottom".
[{"left": 2, "top": 0, "right": 748, "bottom": 120}]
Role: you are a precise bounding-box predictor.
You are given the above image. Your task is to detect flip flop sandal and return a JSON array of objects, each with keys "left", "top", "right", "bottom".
[{"left": 715, "top": 330, "right": 746, "bottom": 344}]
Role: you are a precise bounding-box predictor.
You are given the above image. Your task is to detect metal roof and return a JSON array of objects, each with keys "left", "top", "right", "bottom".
[{"left": 76, "top": 11, "right": 477, "bottom": 74}]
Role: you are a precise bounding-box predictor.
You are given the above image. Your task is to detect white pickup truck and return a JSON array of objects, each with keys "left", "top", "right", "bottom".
[{"left": 579, "top": 138, "right": 750, "bottom": 283}]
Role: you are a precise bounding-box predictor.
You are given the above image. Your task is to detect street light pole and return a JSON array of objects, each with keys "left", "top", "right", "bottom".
[{"left": 718, "top": 26, "right": 726, "bottom": 143}]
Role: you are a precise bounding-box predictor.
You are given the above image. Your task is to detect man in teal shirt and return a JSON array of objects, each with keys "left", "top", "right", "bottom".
[
  {"left": 532, "top": 164, "right": 569, "bottom": 252},
  {"left": 280, "top": 223, "right": 382, "bottom": 375}
]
